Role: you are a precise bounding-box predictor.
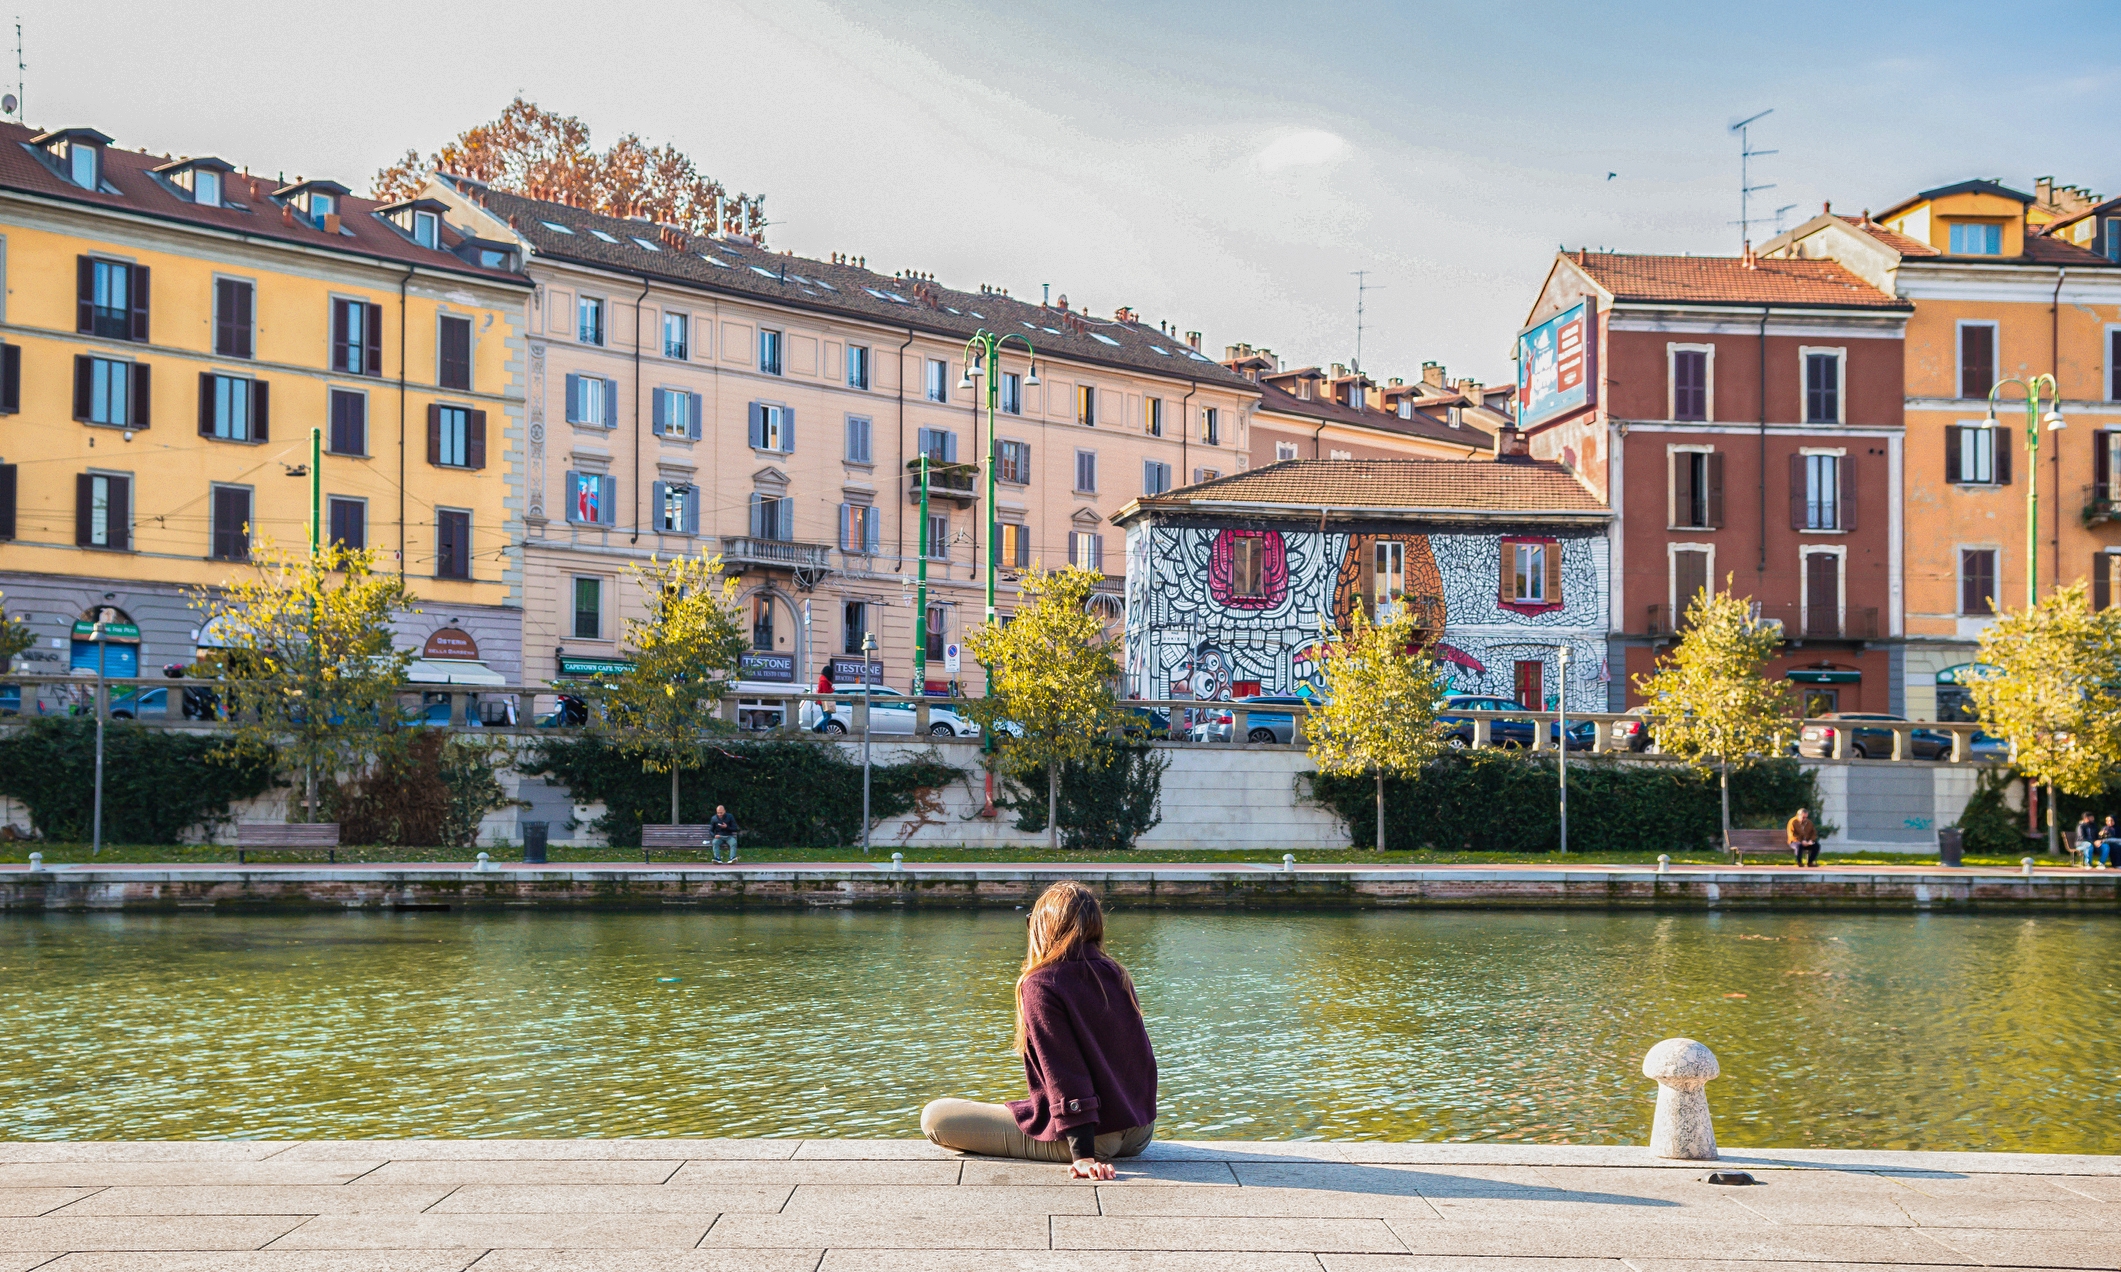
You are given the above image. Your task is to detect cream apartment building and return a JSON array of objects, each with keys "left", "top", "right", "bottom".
[{"left": 424, "top": 174, "right": 1258, "bottom": 694}]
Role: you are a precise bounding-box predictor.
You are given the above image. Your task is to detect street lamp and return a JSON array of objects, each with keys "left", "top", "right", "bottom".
[
  {"left": 89, "top": 606, "right": 113, "bottom": 857},
  {"left": 958, "top": 328, "right": 1040, "bottom": 817},
  {"left": 860, "top": 630, "right": 877, "bottom": 854},
  {"left": 1983, "top": 374, "right": 2063, "bottom": 608}
]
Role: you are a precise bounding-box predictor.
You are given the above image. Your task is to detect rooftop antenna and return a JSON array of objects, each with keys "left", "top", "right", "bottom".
[
  {"left": 1729, "top": 109, "right": 1777, "bottom": 247},
  {"left": 6, "top": 17, "right": 21, "bottom": 122},
  {"left": 1772, "top": 202, "right": 1799, "bottom": 235},
  {"left": 1351, "top": 269, "right": 1383, "bottom": 375}
]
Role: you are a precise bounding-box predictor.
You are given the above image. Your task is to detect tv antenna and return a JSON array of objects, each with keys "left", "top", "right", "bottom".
[
  {"left": 1772, "top": 202, "right": 1800, "bottom": 235},
  {"left": 1351, "top": 269, "right": 1384, "bottom": 374},
  {"left": 5, "top": 17, "right": 21, "bottom": 122},
  {"left": 1728, "top": 108, "right": 1777, "bottom": 247}
]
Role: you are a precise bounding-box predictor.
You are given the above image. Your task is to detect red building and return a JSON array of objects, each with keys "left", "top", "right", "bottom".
[{"left": 1515, "top": 249, "right": 1912, "bottom": 712}]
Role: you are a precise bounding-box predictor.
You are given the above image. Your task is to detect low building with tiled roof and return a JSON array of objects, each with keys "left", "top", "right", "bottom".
[
  {"left": 1216, "top": 344, "right": 1503, "bottom": 464},
  {"left": 1113, "top": 459, "right": 1610, "bottom": 708},
  {"left": 1763, "top": 179, "right": 2121, "bottom": 720}
]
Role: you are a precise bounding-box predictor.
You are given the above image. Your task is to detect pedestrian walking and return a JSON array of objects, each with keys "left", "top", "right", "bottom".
[
  {"left": 1786, "top": 808, "right": 1820, "bottom": 867},
  {"left": 708, "top": 804, "right": 741, "bottom": 864},
  {"left": 816, "top": 665, "right": 836, "bottom": 726}
]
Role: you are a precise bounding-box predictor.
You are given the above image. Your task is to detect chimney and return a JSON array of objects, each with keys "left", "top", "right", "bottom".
[
  {"left": 1823, "top": 200, "right": 1832, "bottom": 215},
  {"left": 1115, "top": 306, "right": 1137, "bottom": 323},
  {"left": 1492, "top": 425, "right": 1530, "bottom": 461},
  {"left": 1420, "top": 361, "right": 1445, "bottom": 388},
  {"left": 1456, "top": 377, "right": 1482, "bottom": 402},
  {"left": 1330, "top": 362, "right": 1347, "bottom": 379},
  {"left": 2037, "top": 177, "right": 2055, "bottom": 207},
  {"left": 1056, "top": 293, "right": 1068, "bottom": 312},
  {"left": 1741, "top": 241, "right": 1758, "bottom": 269},
  {"left": 1185, "top": 330, "right": 1201, "bottom": 350},
  {"left": 322, "top": 212, "right": 341, "bottom": 235}
]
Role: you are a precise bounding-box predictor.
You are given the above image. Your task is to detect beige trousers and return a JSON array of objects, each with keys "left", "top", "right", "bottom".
[{"left": 920, "top": 1098, "right": 1153, "bottom": 1163}]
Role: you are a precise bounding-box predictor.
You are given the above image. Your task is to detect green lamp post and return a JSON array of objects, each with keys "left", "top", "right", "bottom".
[
  {"left": 957, "top": 329, "right": 1039, "bottom": 814},
  {"left": 1982, "top": 374, "right": 2065, "bottom": 608}
]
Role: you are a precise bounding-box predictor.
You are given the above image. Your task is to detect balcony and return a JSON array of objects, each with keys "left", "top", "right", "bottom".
[
  {"left": 2084, "top": 492, "right": 2121, "bottom": 526},
  {"left": 719, "top": 536, "right": 833, "bottom": 572},
  {"left": 1644, "top": 602, "right": 1874, "bottom": 642},
  {"left": 906, "top": 459, "right": 981, "bottom": 506}
]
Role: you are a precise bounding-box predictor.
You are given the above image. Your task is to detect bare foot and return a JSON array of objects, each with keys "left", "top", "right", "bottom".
[{"left": 1069, "top": 1157, "right": 1116, "bottom": 1180}]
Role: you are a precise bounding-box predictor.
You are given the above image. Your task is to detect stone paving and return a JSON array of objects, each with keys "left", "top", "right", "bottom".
[{"left": 0, "top": 1139, "right": 2113, "bottom": 1270}]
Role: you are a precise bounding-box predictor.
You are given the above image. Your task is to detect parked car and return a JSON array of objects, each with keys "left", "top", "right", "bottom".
[
  {"left": 1436, "top": 695, "right": 1595, "bottom": 751},
  {"left": 1609, "top": 708, "right": 1657, "bottom": 753},
  {"left": 1117, "top": 705, "right": 1172, "bottom": 739},
  {"left": 1181, "top": 695, "right": 1313, "bottom": 744},
  {"left": 1797, "top": 714, "right": 1952, "bottom": 760},
  {"left": 809, "top": 686, "right": 981, "bottom": 738}
]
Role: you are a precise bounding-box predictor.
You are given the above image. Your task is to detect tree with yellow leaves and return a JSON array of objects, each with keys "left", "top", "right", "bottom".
[
  {"left": 1632, "top": 582, "right": 1792, "bottom": 851},
  {"left": 1306, "top": 606, "right": 1448, "bottom": 851},
  {"left": 961, "top": 567, "right": 1121, "bottom": 849},
  {"left": 585, "top": 553, "right": 749, "bottom": 825},
  {"left": 0, "top": 590, "right": 31, "bottom": 667},
  {"left": 1969, "top": 580, "right": 2121, "bottom": 856}
]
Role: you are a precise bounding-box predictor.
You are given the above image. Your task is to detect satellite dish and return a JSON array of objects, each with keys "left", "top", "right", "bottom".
[{"left": 1, "top": 95, "right": 16, "bottom": 116}]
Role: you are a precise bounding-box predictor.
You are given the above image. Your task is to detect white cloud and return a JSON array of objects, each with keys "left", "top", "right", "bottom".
[{"left": 1252, "top": 129, "right": 1352, "bottom": 173}]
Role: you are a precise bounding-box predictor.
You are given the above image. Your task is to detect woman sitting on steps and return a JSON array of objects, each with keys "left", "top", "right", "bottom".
[{"left": 920, "top": 880, "right": 1157, "bottom": 1179}]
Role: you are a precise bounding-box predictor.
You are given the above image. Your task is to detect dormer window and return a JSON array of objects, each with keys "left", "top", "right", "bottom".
[
  {"left": 412, "top": 210, "right": 438, "bottom": 248},
  {"left": 1297, "top": 381, "right": 1312, "bottom": 401},
  {"left": 193, "top": 169, "right": 222, "bottom": 207},
  {"left": 308, "top": 192, "right": 336, "bottom": 224},
  {"left": 1948, "top": 222, "right": 2002, "bottom": 255},
  {"left": 69, "top": 142, "right": 99, "bottom": 190},
  {"left": 152, "top": 156, "right": 236, "bottom": 208},
  {"left": 477, "top": 248, "right": 510, "bottom": 269},
  {"left": 1398, "top": 399, "right": 1412, "bottom": 419}
]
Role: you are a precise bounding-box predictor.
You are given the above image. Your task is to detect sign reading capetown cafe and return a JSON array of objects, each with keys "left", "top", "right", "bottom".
[{"left": 1515, "top": 300, "right": 1597, "bottom": 429}]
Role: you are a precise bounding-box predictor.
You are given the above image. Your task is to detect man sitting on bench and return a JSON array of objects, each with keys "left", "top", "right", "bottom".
[
  {"left": 708, "top": 805, "right": 741, "bottom": 864},
  {"left": 1786, "top": 808, "right": 1820, "bottom": 867}
]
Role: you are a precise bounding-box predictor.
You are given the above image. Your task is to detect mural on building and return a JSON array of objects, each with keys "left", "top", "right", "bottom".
[{"left": 1125, "top": 521, "right": 1610, "bottom": 709}]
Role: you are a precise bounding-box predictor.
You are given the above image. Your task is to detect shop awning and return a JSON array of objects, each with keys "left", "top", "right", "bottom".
[
  {"left": 1935, "top": 662, "right": 1998, "bottom": 686},
  {"left": 1786, "top": 669, "right": 1861, "bottom": 684},
  {"left": 404, "top": 658, "right": 507, "bottom": 686}
]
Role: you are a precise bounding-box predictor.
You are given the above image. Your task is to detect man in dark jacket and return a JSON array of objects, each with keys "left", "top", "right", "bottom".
[{"left": 708, "top": 805, "right": 740, "bottom": 864}]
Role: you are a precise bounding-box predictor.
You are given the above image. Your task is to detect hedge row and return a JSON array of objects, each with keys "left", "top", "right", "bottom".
[{"left": 0, "top": 717, "right": 278, "bottom": 843}]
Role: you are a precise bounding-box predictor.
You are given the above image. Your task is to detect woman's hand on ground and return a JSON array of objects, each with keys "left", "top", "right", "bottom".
[{"left": 1069, "top": 1157, "right": 1116, "bottom": 1180}]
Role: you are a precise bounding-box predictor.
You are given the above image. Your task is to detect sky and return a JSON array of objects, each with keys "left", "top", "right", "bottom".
[{"left": 26, "top": 1, "right": 2121, "bottom": 386}]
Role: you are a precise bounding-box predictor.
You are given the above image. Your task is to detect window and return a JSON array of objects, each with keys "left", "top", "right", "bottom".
[
  {"left": 1398, "top": 399, "right": 1413, "bottom": 419},
  {"left": 1804, "top": 351, "right": 1842, "bottom": 423},
  {"left": 1202, "top": 407, "right": 1219, "bottom": 445},
  {"left": 573, "top": 578, "right": 603, "bottom": 639},
  {"left": 438, "top": 315, "right": 472, "bottom": 390},
  {"left": 1275, "top": 441, "right": 1299, "bottom": 461},
  {"left": 924, "top": 605, "right": 947, "bottom": 663},
  {"left": 663, "top": 311, "right": 689, "bottom": 360},
  {"left": 753, "top": 597, "right": 776, "bottom": 651},
  {"left": 1672, "top": 548, "right": 1710, "bottom": 619},
  {"left": 1076, "top": 385, "right": 1096, "bottom": 426},
  {"left": 1959, "top": 323, "right": 1995, "bottom": 399},
  {"left": 1192, "top": 468, "right": 1220, "bottom": 484},
  {"left": 759, "top": 328, "right": 783, "bottom": 375},
  {"left": 199, "top": 373, "right": 265, "bottom": 442},
  {"left": 926, "top": 358, "right": 949, "bottom": 403},
  {"left": 654, "top": 481, "right": 698, "bottom": 535},
  {"left": 68, "top": 140, "right": 99, "bottom": 189},
  {"left": 430, "top": 405, "right": 475, "bottom": 468},
  {"left": 1960, "top": 548, "right": 1998, "bottom": 616},
  {"left": 1374, "top": 541, "right": 1405, "bottom": 618},
  {"left": 1945, "top": 424, "right": 2007, "bottom": 485},
  {"left": 998, "top": 440, "right": 1031, "bottom": 484},
  {"left": 73, "top": 355, "right": 147, "bottom": 427},
  {"left": 411, "top": 209, "right": 438, "bottom": 249},
  {"left": 917, "top": 427, "right": 957, "bottom": 463},
  {"left": 1803, "top": 551, "right": 1842, "bottom": 636},
  {"left": 750, "top": 493, "right": 793, "bottom": 540},
  {"left": 1146, "top": 397, "right": 1163, "bottom": 437},
  {"left": 1329, "top": 449, "right": 1353, "bottom": 461},
  {"left": 1949, "top": 222, "right": 2002, "bottom": 255},
  {"left": 1500, "top": 537, "right": 1563, "bottom": 611},
  {"left": 652, "top": 388, "right": 702, "bottom": 440},
  {"left": 843, "top": 601, "right": 869, "bottom": 655},
  {"left": 307, "top": 191, "right": 337, "bottom": 225},
  {"left": 75, "top": 473, "right": 130, "bottom": 550},
  {"left": 1068, "top": 530, "right": 1105, "bottom": 571},
  {"left": 332, "top": 298, "right": 382, "bottom": 375},
  {"left": 1000, "top": 371, "right": 1022, "bottom": 414},
  {"left": 1669, "top": 450, "right": 1721, "bottom": 528},
  {"left": 577, "top": 296, "right": 605, "bottom": 346},
  {"left": 1143, "top": 460, "right": 1171, "bottom": 495},
  {"left": 749, "top": 402, "right": 794, "bottom": 452},
  {"left": 327, "top": 497, "right": 365, "bottom": 551},
  {"left": 210, "top": 485, "right": 250, "bottom": 561},
  {"left": 329, "top": 390, "right": 366, "bottom": 455},
  {"left": 0, "top": 345, "right": 17, "bottom": 415},
  {"left": 845, "top": 415, "right": 873, "bottom": 464},
  {"left": 1512, "top": 543, "right": 1548, "bottom": 602},
  {"left": 2108, "top": 221, "right": 2121, "bottom": 264},
  {"left": 924, "top": 512, "right": 951, "bottom": 560},
  {"left": 996, "top": 522, "right": 1030, "bottom": 569},
  {"left": 565, "top": 374, "right": 615, "bottom": 427},
  {"left": 839, "top": 503, "right": 880, "bottom": 553},
  {"left": 214, "top": 278, "right": 253, "bottom": 358},
  {"left": 1801, "top": 454, "right": 1844, "bottom": 530},
  {"left": 78, "top": 258, "right": 144, "bottom": 341},
  {"left": 2100, "top": 430, "right": 2121, "bottom": 508},
  {"left": 566, "top": 471, "right": 617, "bottom": 525},
  {"left": 847, "top": 344, "right": 870, "bottom": 390},
  {"left": 436, "top": 510, "right": 471, "bottom": 579},
  {"left": 1075, "top": 449, "right": 1097, "bottom": 493},
  {"left": 2111, "top": 329, "right": 2121, "bottom": 401},
  {"left": 193, "top": 169, "right": 224, "bottom": 207},
  {"left": 1231, "top": 536, "right": 1266, "bottom": 598},
  {"left": 1672, "top": 348, "right": 1709, "bottom": 421}
]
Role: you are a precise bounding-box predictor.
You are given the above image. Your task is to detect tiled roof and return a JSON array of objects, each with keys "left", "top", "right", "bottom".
[
  {"left": 1574, "top": 251, "right": 1907, "bottom": 309},
  {"left": 1120, "top": 458, "right": 1607, "bottom": 520},
  {"left": 0, "top": 122, "right": 525, "bottom": 284},
  {"left": 1842, "top": 214, "right": 2117, "bottom": 267},
  {"left": 447, "top": 177, "right": 1254, "bottom": 389},
  {"left": 1838, "top": 216, "right": 1941, "bottom": 257},
  {"left": 1253, "top": 379, "right": 1490, "bottom": 450}
]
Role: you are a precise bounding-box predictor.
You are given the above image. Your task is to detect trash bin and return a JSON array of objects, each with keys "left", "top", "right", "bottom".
[
  {"left": 521, "top": 821, "right": 549, "bottom": 864},
  {"left": 1936, "top": 826, "right": 1962, "bottom": 868}
]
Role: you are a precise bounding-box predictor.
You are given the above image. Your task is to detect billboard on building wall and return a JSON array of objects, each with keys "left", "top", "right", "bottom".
[{"left": 1515, "top": 300, "right": 1596, "bottom": 428}]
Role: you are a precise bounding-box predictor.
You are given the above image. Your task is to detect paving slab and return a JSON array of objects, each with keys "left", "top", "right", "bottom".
[
  {"left": 962, "top": 1160, "right": 1237, "bottom": 1186},
  {"left": 664, "top": 1159, "right": 961, "bottom": 1186},
  {"left": 699, "top": 1212, "right": 1051, "bottom": 1249},
  {"left": 468, "top": 1254, "right": 823, "bottom": 1272},
  {"left": 819, "top": 1254, "right": 1327, "bottom": 1271},
  {"left": 53, "top": 1185, "right": 453, "bottom": 1216},
  {"left": 1319, "top": 1259, "right": 1629, "bottom": 1271},
  {"left": 349, "top": 1160, "right": 684, "bottom": 1186},
  {"left": 426, "top": 1184, "right": 792, "bottom": 1214},
  {"left": 0, "top": 1189, "right": 101, "bottom": 1217},
  {"left": 780, "top": 1183, "right": 1099, "bottom": 1216},
  {"left": 0, "top": 1214, "right": 310, "bottom": 1251},
  {"left": 274, "top": 1140, "right": 796, "bottom": 1162},
  {"left": 0, "top": 1162, "right": 383, "bottom": 1188},
  {"left": 1094, "top": 1183, "right": 1441, "bottom": 1220},
  {"left": 269, "top": 1214, "right": 716, "bottom": 1250},
  {"left": 40, "top": 1255, "right": 490, "bottom": 1272},
  {"left": 1379, "top": 1219, "right": 1979, "bottom": 1264},
  {"left": 0, "top": 1256, "right": 58, "bottom": 1272},
  {"left": 0, "top": 1143, "right": 298, "bottom": 1164},
  {"left": 1912, "top": 1227, "right": 2121, "bottom": 1268},
  {"left": 1056, "top": 1214, "right": 1408, "bottom": 1252}
]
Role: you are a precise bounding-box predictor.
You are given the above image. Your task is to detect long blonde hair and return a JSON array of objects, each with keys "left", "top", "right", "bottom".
[{"left": 1013, "top": 880, "right": 1133, "bottom": 1055}]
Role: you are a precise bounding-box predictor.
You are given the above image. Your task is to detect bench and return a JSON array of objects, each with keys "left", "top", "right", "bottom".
[
  {"left": 640, "top": 823, "right": 721, "bottom": 865},
  {"left": 236, "top": 822, "right": 340, "bottom": 863},
  {"left": 1725, "top": 829, "right": 1788, "bottom": 865}
]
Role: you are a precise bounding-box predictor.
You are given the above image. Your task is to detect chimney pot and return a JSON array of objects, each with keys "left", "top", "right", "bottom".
[
  {"left": 1185, "top": 330, "right": 1201, "bottom": 350},
  {"left": 1420, "top": 361, "right": 1445, "bottom": 388}
]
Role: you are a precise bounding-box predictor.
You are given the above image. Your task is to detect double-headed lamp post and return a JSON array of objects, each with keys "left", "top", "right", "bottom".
[
  {"left": 958, "top": 330, "right": 1040, "bottom": 816},
  {"left": 1982, "top": 374, "right": 2065, "bottom": 608}
]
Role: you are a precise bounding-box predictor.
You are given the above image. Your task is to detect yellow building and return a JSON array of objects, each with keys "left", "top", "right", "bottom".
[
  {"left": 1767, "top": 180, "right": 2121, "bottom": 717},
  {"left": 0, "top": 123, "right": 531, "bottom": 689}
]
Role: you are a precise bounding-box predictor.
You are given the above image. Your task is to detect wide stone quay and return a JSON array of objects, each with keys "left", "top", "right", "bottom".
[
  {"left": 2, "top": 861, "right": 2117, "bottom": 913},
  {"left": 0, "top": 1138, "right": 2113, "bottom": 1269}
]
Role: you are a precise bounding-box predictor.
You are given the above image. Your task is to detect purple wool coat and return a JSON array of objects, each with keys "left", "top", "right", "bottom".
[{"left": 1007, "top": 953, "right": 1158, "bottom": 1141}]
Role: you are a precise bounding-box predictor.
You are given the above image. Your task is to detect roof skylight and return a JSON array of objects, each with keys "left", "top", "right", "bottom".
[
  {"left": 864, "top": 287, "right": 892, "bottom": 300},
  {"left": 1149, "top": 346, "right": 1169, "bottom": 355},
  {"left": 1090, "top": 332, "right": 1120, "bottom": 346},
  {"left": 751, "top": 266, "right": 778, "bottom": 279},
  {"left": 588, "top": 229, "right": 620, "bottom": 243},
  {"left": 698, "top": 253, "right": 731, "bottom": 268},
  {"left": 630, "top": 236, "right": 661, "bottom": 251},
  {"left": 540, "top": 220, "right": 575, "bottom": 234}
]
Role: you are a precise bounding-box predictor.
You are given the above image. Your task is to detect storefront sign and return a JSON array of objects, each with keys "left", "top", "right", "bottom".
[
  {"left": 1515, "top": 300, "right": 1596, "bottom": 428},
  {"left": 423, "top": 627, "right": 480, "bottom": 660},
  {"left": 71, "top": 620, "right": 140, "bottom": 641},
  {"left": 739, "top": 651, "right": 796, "bottom": 683},
  {"left": 829, "top": 657, "right": 884, "bottom": 686},
  {"left": 1786, "top": 669, "right": 1861, "bottom": 684},
  {"left": 556, "top": 654, "right": 634, "bottom": 679}
]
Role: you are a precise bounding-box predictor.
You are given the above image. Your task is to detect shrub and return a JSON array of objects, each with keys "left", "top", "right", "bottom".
[
  {"left": 0, "top": 717, "right": 277, "bottom": 843},
  {"left": 328, "top": 731, "right": 520, "bottom": 847},
  {"left": 1002, "top": 739, "right": 1169, "bottom": 851},
  {"left": 524, "top": 736, "right": 960, "bottom": 847},
  {"left": 1952, "top": 766, "right": 2030, "bottom": 857}
]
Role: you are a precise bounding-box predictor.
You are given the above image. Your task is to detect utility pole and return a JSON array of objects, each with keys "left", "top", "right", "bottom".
[
  {"left": 914, "top": 453, "right": 929, "bottom": 694},
  {"left": 1729, "top": 109, "right": 1777, "bottom": 247}
]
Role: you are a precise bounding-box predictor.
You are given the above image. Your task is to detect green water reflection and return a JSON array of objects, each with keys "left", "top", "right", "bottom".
[{"left": 0, "top": 910, "right": 2114, "bottom": 1150}]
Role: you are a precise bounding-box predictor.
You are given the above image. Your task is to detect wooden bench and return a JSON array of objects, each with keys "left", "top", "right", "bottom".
[
  {"left": 236, "top": 822, "right": 340, "bottom": 863},
  {"left": 641, "top": 823, "right": 721, "bottom": 865},
  {"left": 1725, "top": 829, "right": 1788, "bottom": 865}
]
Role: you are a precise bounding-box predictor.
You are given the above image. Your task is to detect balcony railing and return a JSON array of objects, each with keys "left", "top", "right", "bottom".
[
  {"left": 906, "top": 459, "right": 980, "bottom": 504},
  {"left": 1646, "top": 602, "right": 1875, "bottom": 641},
  {"left": 719, "top": 536, "right": 833, "bottom": 571}
]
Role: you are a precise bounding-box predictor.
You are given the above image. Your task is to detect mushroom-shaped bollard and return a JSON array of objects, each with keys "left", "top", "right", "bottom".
[
  {"left": 1283, "top": 853, "right": 1296, "bottom": 874},
  {"left": 475, "top": 851, "right": 495, "bottom": 873},
  {"left": 890, "top": 852, "right": 904, "bottom": 872},
  {"left": 27, "top": 852, "right": 43, "bottom": 873},
  {"left": 1656, "top": 854, "right": 1670, "bottom": 875},
  {"left": 1642, "top": 1037, "right": 1720, "bottom": 1160}
]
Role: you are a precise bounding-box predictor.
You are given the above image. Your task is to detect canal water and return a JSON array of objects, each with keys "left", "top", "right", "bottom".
[{"left": 0, "top": 909, "right": 2113, "bottom": 1151}]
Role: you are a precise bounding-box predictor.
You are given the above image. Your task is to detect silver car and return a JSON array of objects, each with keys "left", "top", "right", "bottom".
[{"left": 808, "top": 687, "right": 981, "bottom": 738}]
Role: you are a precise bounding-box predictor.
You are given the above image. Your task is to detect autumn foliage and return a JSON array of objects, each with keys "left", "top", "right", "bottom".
[{"left": 372, "top": 98, "right": 765, "bottom": 239}]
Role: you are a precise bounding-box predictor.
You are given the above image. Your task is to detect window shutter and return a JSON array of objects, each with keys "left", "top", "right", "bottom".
[
  {"left": 198, "top": 372, "right": 215, "bottom": 436},
  {"left": 252, "top": 379, "right": 269, "bottom": 442},
  {"left": 363, "top": 302, "right": 383, "bottom": 376},
  {"left": 1497, "top": 542, "right": 1512, "bottom": 602},
  {"left": 1067, "top": 532, "right": 1077, "bottom": 566},
  {"left": 108, "top": 476, "right": 130, "bottom": 550},
  {"left": 749, "top": 402, "right": 765, "bottom": 450},
  {"left": 603, "top": 378, "right": 619, "bottom": 425},
  {"left": 129, "top": 266, "right": 150, "bottom": 342},
  {"left": 2097, "top": 554, "right": 2112, "bottom": 612},
  {"left": 74, "top": 355, "right": 92, "bottom": 420},
  {"left": 1944, "top": 426, "right": 1963, "bottom": 484},
  {"left": 652, "top": 481, "right": 667, "bottom": 529},
  {"left": 2098, "top": 431, "right": 2113, "bottom": 504},
  {"left": 600, "top": 476, "right": 617, "bottom": 525},
  {"left": 783, "top": 408, "right": 795, "bottom": 453},
  {"left": 684, "top": 488, "right": 699, "bottom": 535},
  {"left": 1839, "top": 455, "right": 1856, "bottom": 531},
  {"left": 1093, "top": 534, "right": 1105, "bottom": 570},
  {"left": 1014, "top": 524, "right": 1028, "bottom": 567},
  {"left": 468, "top": 411, "right": 486, "bottom": 469},
  {"left": 651, "top": 388, "right": 667, "bottom": 435},
  {"left": 0, "top": 464, "right": 13, "bottom": 539},
  {"left": 564, "top": 373, "right": 582, "bottom": 424},
  {"left": 1996, "top": 433, "right": 2012, "bottom": 485},
  {"left": 1670, "top": 450, "right": 1691, "bottom": 525},
  {"left": 1789, "top": 453, "right": 1806, "bottom": 529},
  {"left": 76, "top": 256, "right": 94, "bottom": 333},
  {"left": 1544, "top": 543, "right": 1562, "bottom": 605},
  {"left": 75, "top": 474, "right": 93, "bottom": 545},
  {"left": 839, "top": 503, "right": 851, "bottom": 551},
  {"left": 330, "top": 299, "right": 348, "bottom": 369},
  {"left": 130, "top": 362, "right": 151, "bottom": 427},
  {"left": 0, "top": 344, "right": 18, "bottom": 413},
  {"left": 1705, "top": 452, "right": 1724, "bottom": 528},
  {"left": 427, "top": 404, "right": 442, "bottom": 466},
  {"left": 688, "top": 393, "right": 703, "bottom": 440}
]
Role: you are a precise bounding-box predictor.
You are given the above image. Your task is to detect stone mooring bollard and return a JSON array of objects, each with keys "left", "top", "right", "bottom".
[
  {"left": 475, "top": 852, "right": 496, "bottom": 873},
  {"left": 890, "top": 852, "right": 904, "bottom": 872},
  {"left": 27, "top": 852, "right": 43, "bottom": 872},
  {"left": 2022, "top": 857, "right": 2035, "bottom": 878},
  {"left": 1643, "top": 1037, "right": 1720, "bottom": 1160},
  {"left": 1656, "top": 854, "right": 1670, "bottom": 875},
  {"left": 1283, "top": 853, "right": 1295, "bottom": 874}
]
